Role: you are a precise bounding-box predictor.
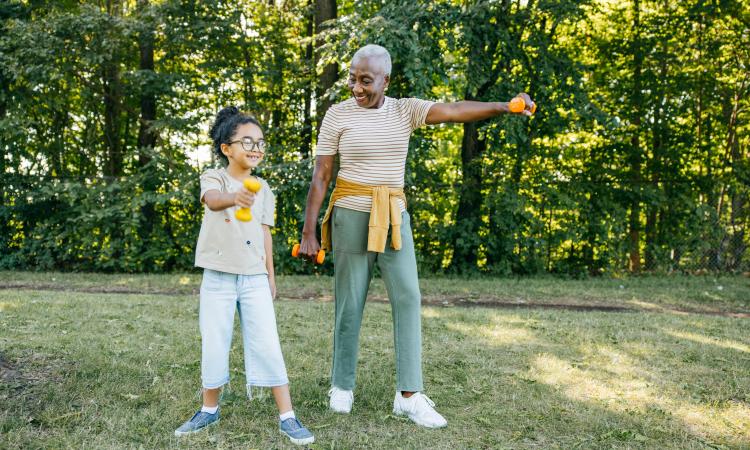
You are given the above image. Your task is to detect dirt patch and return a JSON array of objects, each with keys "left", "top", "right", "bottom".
[
  {"left": 2, "top": 283, "right": 748, "bottom": 317},
  {"left": 0, "top": 352, "right": 20, "bottom": 382},
  {"left": 0, "top": 283, "right": 197, "bottom": 296},
  {"left": 426, "top": 298, "right": 634, "bottom": 312},
  {"left": 0, "top": 351, "right": 67, "bottom": 394},
  {"left": 282, "top": 292, "right": 750, "bottom": 317},
  {"left": 282, "top": 292, "right": 634, "bottom": 312},
  {"left": 0, "top": 351, "right": 74, "bottom": 429}
]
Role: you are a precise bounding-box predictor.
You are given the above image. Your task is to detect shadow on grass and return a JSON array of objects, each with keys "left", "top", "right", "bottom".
[
  {"left": 1, "top": 289, "right": 748, "bottom": 449},
  {"left": 425, "top": 308, "right": 749, "bottom": 448}
]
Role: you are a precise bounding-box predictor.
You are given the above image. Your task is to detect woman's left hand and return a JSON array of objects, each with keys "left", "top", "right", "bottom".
[{"left": 269, "top": 278, "right": 277, "bottom": 300}]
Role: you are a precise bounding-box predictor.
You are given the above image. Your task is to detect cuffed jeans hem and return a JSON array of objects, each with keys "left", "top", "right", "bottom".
[
  {"left": 202, "top": 377, "right": 230, "bottom": 389},
  {"left": 396, "top": 383, "right": 424, "bottom": 392},
  {"left": 246, "top": 377, "right": 289, "bottom": 387}
]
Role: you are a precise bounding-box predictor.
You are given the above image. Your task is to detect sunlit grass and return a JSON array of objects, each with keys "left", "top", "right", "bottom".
[
  {"left": 0, "top": 301, "right": 19, "bottom": 312},
  {"left": 666, "top": 329, "right": 750, "bottom": 353},
  {"left": 444, "top": 319, "right": 540, "bottom": 348},
  {"left": 2, "top": 271, "right": 748, "bottom": 314},
  {"left": 530, "top": 349, "right": 750, "bottom": 446}
]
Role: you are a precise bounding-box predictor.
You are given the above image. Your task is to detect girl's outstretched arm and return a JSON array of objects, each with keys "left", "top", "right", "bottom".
[{"left": 203, "top": 189, "right": 255, "bottom": 211}]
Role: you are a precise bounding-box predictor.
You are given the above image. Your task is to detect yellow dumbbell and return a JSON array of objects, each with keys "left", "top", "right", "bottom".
[{"left": 235, "top": 177, "right": 262, "bottom": 222}]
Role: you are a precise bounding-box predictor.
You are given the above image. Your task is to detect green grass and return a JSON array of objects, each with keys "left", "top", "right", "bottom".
[
  {"left": 2, "top": 271, "right": 749, "bottom": 314},
  {"left": 1, "top": 273, "right": 749, "bottom": 449}
]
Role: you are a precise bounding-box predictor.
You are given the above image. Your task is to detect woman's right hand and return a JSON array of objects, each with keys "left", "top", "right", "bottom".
[
  {"left": 299, "top": 231, "right": 321, "bottom": 263},
  {"left": 233, "top": 189, "right": 256, "bottom": 209}
]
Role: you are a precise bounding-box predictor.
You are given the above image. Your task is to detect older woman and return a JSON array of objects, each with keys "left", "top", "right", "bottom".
[{"left": 298, "top": 44, "right": 534, "bottom": 428}]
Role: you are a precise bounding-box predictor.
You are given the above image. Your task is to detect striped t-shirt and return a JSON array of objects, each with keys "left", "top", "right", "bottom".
[{"left": 315, "top": 96, "right": 435, "bottom": 213}]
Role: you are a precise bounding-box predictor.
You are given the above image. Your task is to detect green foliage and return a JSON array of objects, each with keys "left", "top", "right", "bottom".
[
  {"left": 0, "top": 153, "right": 201, "bottom": 272},
  {"left": 1, "top": 0, "right": 748, "bottom": 275}
]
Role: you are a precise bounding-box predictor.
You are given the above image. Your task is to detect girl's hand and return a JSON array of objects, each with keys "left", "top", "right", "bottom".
[
  {"left": 233, "top": 189, "right": 256, "bottom": 209},
  {"left": 269, "top": 277, "right": 277, "bottom": 300}
]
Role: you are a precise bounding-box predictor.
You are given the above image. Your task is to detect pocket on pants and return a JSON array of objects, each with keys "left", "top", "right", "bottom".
[
  {"left": 332, "top": 207, "right": 369, "bottom": 254},
  {"left": 201, "top": 269, "right": 232, "bottom": 293}
]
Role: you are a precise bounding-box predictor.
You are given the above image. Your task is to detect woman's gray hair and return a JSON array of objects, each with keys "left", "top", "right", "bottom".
[{"left": 352, "top": 44, "right": 392, "bottom": 76}]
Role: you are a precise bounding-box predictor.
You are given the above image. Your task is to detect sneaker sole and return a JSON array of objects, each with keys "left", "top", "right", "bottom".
[
  {"left": 279, "top": 429, "right": 315, "bottom": 446},
  {"left": 392, "top": 408, "right": 447, "bottom": 428},
  {"left": 329, "top": 406, "right": 352, "bottom": 414},
  {"left": 174, "top": 418, "right": 220, "bottom": 437}
]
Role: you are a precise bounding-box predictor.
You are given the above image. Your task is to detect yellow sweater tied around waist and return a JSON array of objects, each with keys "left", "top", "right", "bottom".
[{"left": 321, "top": 177, "right": 407, "bottom": 253}]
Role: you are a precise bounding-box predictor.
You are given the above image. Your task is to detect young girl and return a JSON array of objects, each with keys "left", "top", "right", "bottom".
[{"left": 174, "top": 106, "right": 314, "bottom": 445}]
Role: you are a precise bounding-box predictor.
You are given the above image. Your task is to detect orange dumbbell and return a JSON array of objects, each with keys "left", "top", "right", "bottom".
[
  {"left": 235, "top": 177, "right": 262, "bottom": 222},
  {"left": 508, "top": 96, "right": 537, "bottom": 114},
  {"left": 291, "top": 243, "right": 325, "bottom": 265}
]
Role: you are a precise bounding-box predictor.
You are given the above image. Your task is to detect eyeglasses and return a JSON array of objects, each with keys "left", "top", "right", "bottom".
[{"left": 227, "top": 137, "right": 267, "bottom": 153}]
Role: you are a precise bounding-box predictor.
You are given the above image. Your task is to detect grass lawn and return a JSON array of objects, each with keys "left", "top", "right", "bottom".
[
  {"left": 2, "top": 271, "right": 749, "bottom": 314},
  {"left": 1, "top": 272, "right": 749, "bottom": 449}
]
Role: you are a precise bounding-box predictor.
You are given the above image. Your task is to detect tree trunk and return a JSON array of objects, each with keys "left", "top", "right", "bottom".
[
  {"left": 301, "top": 0, "right": 314, "bottom": 158},
  {"left": 103, "top": 61, "right": 122, "bottom": 177},
  {"left": 645, "top": 45, "right": 669, "bottom": 270},
  {"left": 136, "top": 0, "right": 158, "bottom": 271},
  {"left": 102, "top": 0, "right": 123, "bottom": 178},
  {"left": 449, "top": 103, "right": 486, "bottom": 273},
  {"left": 726, "top": 77, "right": 748, "bottom": 270},
  {"left": 137, "top": 1, "right": 157, "bottom": 154},
  {"left": 628, "top": 0, "right": 643, "bottom": 272},
  {"left": 315, "top": 0, "right": 337, "bottom": 129}
]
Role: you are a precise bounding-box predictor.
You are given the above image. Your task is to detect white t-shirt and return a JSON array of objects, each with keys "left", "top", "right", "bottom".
[
  {"left": 315, "top": 96, "right": 435, "bottom": 212},
  {"left": 194, "top": 168, "right": 275, "bottom": 275}
]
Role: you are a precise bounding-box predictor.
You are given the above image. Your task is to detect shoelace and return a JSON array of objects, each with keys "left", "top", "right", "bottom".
[
  {"left": 282, "top": 418, "right": 302, "bottom": 431},
  {"left": 412, "top": 393, "right": 436, "bottom": 408},
  {"left": 187, "top": 410, "right": 213, "bottom": 425},
  {"left": 328, "top": 388, "right": 352, "bottom": 399}
]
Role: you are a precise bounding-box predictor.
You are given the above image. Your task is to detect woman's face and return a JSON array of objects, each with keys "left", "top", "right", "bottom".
[
  {"left": 347, "top": 56, "right": 390, "bottom": 109},
  {"left": 221, "top": 122, "right": 265, "bottom": 170}
]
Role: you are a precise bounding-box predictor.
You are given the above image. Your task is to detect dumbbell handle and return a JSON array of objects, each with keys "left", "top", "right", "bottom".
[
  {"left": 235, "top": 178, "right": 262, "bottom": 222},
  {"left": 292, "top": 243, "right": 325, "bottom": 265}
]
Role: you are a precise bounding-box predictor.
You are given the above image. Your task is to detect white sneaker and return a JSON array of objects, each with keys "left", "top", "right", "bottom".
[
  {"left": 393, "top": 392, "right": 447, "bottom": 428},
  {"left": 328, "top": 386, "right": 353, "bottom": 413}
]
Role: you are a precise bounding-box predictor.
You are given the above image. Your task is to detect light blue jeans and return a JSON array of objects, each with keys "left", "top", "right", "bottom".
[{"left": 199, "top": 269, "right": 289, "bottom": 390}]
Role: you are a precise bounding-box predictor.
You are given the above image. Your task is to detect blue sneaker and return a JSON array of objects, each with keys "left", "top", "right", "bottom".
[
  {"left": 279, "top": 417, "right": 315, "bottom": 445},
  {"left": 174, "top": 409, "right": 220, "bottom": 436}
]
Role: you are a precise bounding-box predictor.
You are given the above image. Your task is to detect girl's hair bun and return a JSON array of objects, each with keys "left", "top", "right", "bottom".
[{"left": 209, "top": 106, "right": 241, "bottom": 141}]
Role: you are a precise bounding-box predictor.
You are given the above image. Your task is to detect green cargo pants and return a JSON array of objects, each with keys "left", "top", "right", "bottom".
[{"left": 331, "top": 206, "right": 423, "bottom": 392}]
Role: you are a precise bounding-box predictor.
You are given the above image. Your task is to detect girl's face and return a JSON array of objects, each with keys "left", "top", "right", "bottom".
[{"left": 221, "top": 122, "right": 265, "bottom": 170}]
